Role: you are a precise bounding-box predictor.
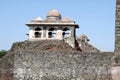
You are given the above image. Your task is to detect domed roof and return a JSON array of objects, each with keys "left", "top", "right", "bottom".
[
  {"left": 80, "top": 34, "right": 88, "bottom": 39},
  {"left": 62, "top": 17, "right": 72, "bottom": 21},
  {"left": 47, "top": 9, "right": 61, "bottom": 17},
  {"left": 79, "top": 34, "right": 89, "bottom": 42},
  {"left": 33, "top": 17, "right": 43, "bottom": 21}
]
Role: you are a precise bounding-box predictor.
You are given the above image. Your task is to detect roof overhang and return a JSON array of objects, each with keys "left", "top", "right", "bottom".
[{"left": 26, "top": 23, "right": 79, "bottom": 28}]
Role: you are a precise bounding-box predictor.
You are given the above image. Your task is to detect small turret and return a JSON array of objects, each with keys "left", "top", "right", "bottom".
[{"left": 79, "top": 34, "right": 89, "bottom": 43}]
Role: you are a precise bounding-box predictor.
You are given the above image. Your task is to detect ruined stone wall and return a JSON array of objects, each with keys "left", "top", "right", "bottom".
[
  {"left": 0, "top": 48, "right": 114, "bottom": 80},
  {"left": 13, "top": 50, "right": 113, "bottom": 80},
  {"left": 82, "top": 42, "right": 100, "bottom": 52},
  {"left": 115, "top": 0, "right": 120, "bottom": 54},
  {"left": 0, "top": 51, "right": 14, "bottom": 80},
  {"left": 10, "top": 40, "right": 76, "bottom": 52},
  {"left": 0, "top": 40, "right": 115, "bottom": 80},
  {"left": 113, "top": 0, "right": 120, "bottom": 73},
  {"left": 77, "top": 39, "right": 100, "bottom": 52},
  {"left": 79, "top": 42, "right": 100, "bottom": 52},
  {"left": 111, "top": 1, "right": 120, "bottom": 79}
]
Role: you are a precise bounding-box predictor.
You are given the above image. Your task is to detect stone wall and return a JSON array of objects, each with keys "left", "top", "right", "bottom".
[
  {"left": 13, "top": 50, "right": 113, "bottom": 80},
  {"left": 10, "top": 40, "right": 76, "bottom": 52},
  {"left": 114, "top": 0, "right": 120, "bottom": 74},
  {"left": 111, "top": 1, "right": 120, "bottom": 79},
  {"left": 0, "top": 51, "right": 14, "bottom": 80},
  {"left": 77, "top": 39, "right": 100, "bottom": 52},
  {"left": 0, "top": 47, "right": 114, "bottom": 80},
  {"left": 115, "top": 0, "right": 120, "bottom": 54},
  {"left": 10, "top": 39, "right": 100, "bottom": 52},
  {"left": 0, "top": 40, "right": 115, "bottom": 80}
]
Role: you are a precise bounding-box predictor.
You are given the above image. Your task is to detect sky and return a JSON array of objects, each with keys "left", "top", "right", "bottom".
[{"left": 0, "top": 0, "right": 115, "bottom": 51}]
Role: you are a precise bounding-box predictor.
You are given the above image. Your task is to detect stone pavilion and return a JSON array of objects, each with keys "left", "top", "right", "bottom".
[{"left": 26, "top": 9, "right": 79, "bottom": 41}]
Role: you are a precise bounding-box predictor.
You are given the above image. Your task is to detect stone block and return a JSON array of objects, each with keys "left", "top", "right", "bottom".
[{"left": 111, "top": 66, "right": 120, "bottom": 80}]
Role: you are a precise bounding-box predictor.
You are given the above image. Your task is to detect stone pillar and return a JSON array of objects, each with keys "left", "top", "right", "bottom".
[
  {"left": 56, "top": 30, "right": 63, "bottom": 39},
  {"left": 70, "top": 27, "right": 75, "bottom": 38},
  {"left": 115, "top": 0, "right": 120, "bottom": 55},
  {"left": 113, "top": 0, "right": 120, "bottom": 66},
  {"left": 29, "top": 27, "right": 34, "bottom": 40},
  {"left": 111, "top": 1, "right": 120, "bottom": 80},
  {"left": 43, "top": 26, "right": 47, "bottom": 38}
]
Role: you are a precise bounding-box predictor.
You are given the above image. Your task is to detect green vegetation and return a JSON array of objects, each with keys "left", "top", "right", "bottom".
[{"left": 0, "top": 50, "right": 7, "bottom": 58}]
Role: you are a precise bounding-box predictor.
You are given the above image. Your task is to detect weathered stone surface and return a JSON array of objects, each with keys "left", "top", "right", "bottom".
[
  {"left": 0, "top": 48, "right": 114, "bottom": 80},
  {"left": 113, "top": 1, "right": 120, "bottom": 80},
  {"left": 13, "top": 50, "right": 113, "bottom": 80},
  {"left": 10, "top": 40, "right": 77, "bottom": 52},
  {"left": 11, "top": 39, "right": 100, "bottom": 52},
  {"left": 0, "top": 51, "right": 14, "bottom": 80},
  {"left": 115, "top": 0, "right": 120, "bottom": 55},
  {"left": 77, "top": 36, "right": 100, "bottom": 52},
  {"left": 0, "top": 50, "right": 113, "bottom": 80},
  {"left": 111, "top": 66, "right": 120, "bottom": 80}
]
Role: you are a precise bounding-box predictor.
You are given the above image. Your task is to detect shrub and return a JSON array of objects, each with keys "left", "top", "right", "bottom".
[{"left": 0, "top": 50, "right": 7, "bottom": 58}]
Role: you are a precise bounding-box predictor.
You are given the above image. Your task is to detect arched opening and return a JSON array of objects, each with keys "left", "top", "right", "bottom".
[
  {"left": 35, "top": 27, "right": 41, "bottom": 31},
  {"left": 48, "top": 32, "right": 52, "bottom": 38},
  {"left": 62, "top": 27, "right": 70, "bottom": 38},
  {"left": 63, "top": 27, "right": 69, "bottom": 31},
  {"left": 48, "top": 27, "right": 57, "bottom": 38},
  {"left": 34, "top": 27, "right": 42, "bottom": 38},
  {"left": 34, "top": 32, "right": 41, "bottom": 38}
]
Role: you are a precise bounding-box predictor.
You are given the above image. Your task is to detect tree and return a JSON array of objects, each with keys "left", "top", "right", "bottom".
[{"left": 0, "top": 50, "right": 7, "bottom": 58}]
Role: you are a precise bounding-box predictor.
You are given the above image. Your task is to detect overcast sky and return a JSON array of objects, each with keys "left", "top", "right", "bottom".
[{"left": 0, "top": 0, "right": 115, "bottom": 51}]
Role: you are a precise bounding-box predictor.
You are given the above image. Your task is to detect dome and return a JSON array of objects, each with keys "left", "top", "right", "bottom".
[
  {"left": 80, "top": 34, "right": 88, "bottom": 39},
  {"left": 33, "top": 17, "right": 43, "bottom": 21},
  {"left": 79, "top": 34, "right": 90, "bottom": 42},
  {"left": 47, "top": 9, "right": 61, "bottom": 17},
  {"left": 62, "top": 17, "right": 72, "bottom": 21}
]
